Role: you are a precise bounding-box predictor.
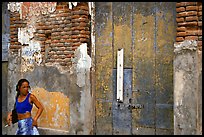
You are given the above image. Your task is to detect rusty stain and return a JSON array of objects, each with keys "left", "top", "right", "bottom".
[
  {"left": 31, "top": 87, "right": 70, "bottom": 131},
  {"left": 114, "top": 24, "right": 132, "bottom": 68},
  {"left": 132, "top": 14, "right": 155, "bottom": 91}
]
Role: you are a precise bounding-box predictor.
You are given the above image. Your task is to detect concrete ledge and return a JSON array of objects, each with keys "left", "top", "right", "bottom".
[
  {"left": 174, "top": 40, "right": 197, "bottom": 54},
  {"left": 38, "top": 127, "right": 69, "bottom": 135}
]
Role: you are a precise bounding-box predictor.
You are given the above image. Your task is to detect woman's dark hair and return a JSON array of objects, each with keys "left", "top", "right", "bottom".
[{"left": 16, "top": 79, "right": 30, "bottom": 98}]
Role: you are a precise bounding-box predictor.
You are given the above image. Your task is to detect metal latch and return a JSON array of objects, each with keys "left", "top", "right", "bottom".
[{"left": 128, "top": 104, "right": 144, "bottom": 109}]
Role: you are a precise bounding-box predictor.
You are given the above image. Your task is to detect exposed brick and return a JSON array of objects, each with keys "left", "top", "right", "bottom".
[
  {"left": 72, "top": 39, "right": 80, "bottom": 43},
  {"left": 72, "top": 18, "right": 89, "bottom": 23},
  {"left": 64, "top": 20, "right": 71, "bottom": 24},
  {"left": 186, "top": 2, "right": 197, "bottom": 6},
  {"left": 79, "top": 22, "right": 89, "bottom": 27},
  {"left": 10, "top": 31, "right": 18, "bottom": 35},
  {"left": 57, "top": 13, "right": 70, "bottom": 17},
  {"left": 37, "top": 22, "right": 45, "bottom": 26},
  {"left": 10, "top": 38, "right": 18, "bottom": 42},
  {"left": 186, "top": 6, "right": 198, "bottom": 11},
  {"left": 51, "top": 21, "right": 59, "bottom": 25},
  {"left": 61, "top": 35, "right": 70, "bottom": 39},
  {"left": 198, "top": 41, "right": 202, "bottom": 46},
  {"left": 176, "top": 17, "right": 184, "bottom": 23},
  {"left": 37, "top": 30, "right": 45, "bottom": 34},
  {"left": 78, "top": 34, "right": 90, "bottom": 39},
  {"left": 10, "top": 26, "right": 17, "bottom": 30},
  {"left": 71, "top": 35, "right": 78, "bottom": 39},
  {"left": 198, "top": 5, "right": 202, "bottom": 11},
  {"left": 72, "top": 15, "right": 81, "bottom": 19},
  {"left": 79, "top": 6, "right": 89, "bottom": 11},
  {"left": 66, "top": 54, "right": 73, "bottom": 58},
  {"left": 72, "top": 22, "right": 80, "bottom": 27},
  {"left": 64, "top": 39, "right": 72, "bottom": 43},
  {"left": 60, "top": 32, "right": 67, "bottom": 36},
  {"left": 198, "top": 29, "right": 202, "bottom": 36},
  {"left": 176, "top": 7, "right": 185, "bottom": 13},
  {"left": 72, "top": 46, "right": 78, "bottom": 51},
  {"left": 64, "top": 27, "right": 71, "bottom": 31},
  {"left": 52, "top": 32, "right": 60, "bottom": 36},
  {"left": 10, "top": 35, "right": 17, "bottom": 39},
  {"left": 71, "top": 26, "right": 89, "bottom": 31},
  {"left": 59, "top": 47, "right": 66, "bottom": 51},
  {"left": 198, "top": 36, "right": 202, "bottom": 41},
  {"left": 176, "top": 37, "right": 184, "bottom": 42},
  {"left": 56, "top": 50, "right": 64, "bottom": 55},
  {"left": 186, "top": 30, "right": 198, "bottom": 36},
  {"left": 185, "top": 36, "right": 198, "bottom": 40},
  {"left": 185, "top": 16, "right": 198, "bottom": 22},
  {"left": 177, "top": 11, "right": 197, "bottom": 17},
  {"left": 198, "top": 16, "right": 202, "bottom": 21},
  {"left": 53, "top": 36, "right": 62, "bottom": 40},
  {"left": 9, "top": 45, "right": 21, "bottom": 49},
  {"left": 178, "top": 22, "right": 198, "bottom": 27},
  {"left": 56, "top": 5, "right": 65, "bottom": 10},
  {"left": 72, "top": 42, "right": 81, "bottom": 47},
  {"left": 10, "top": 42, "right": 21, "bottom": 45},
  {"left": 64, "top": 51, "right": 74, "bottom": 55},
  {"left": 52, "top": 40, "right": 60, "bottom": 43},
  {"left": 45, "top": 30, "right": 52, "bottom": 34},
  {"left": 198, "top": 11, "right": 202, "bottom": 16},
  {"left": 177, "top": 32, "right": 186, "bottom": 37},
  {"left": 176, "top": 2, "right": 197, "bottom": 7},
  {"left": 52, "top": 28, "right": 62, "bottom": 32},
  {"left": 176, "top": 2, "right": 182, "bottom": 7},
  {"left": 35, "top": 33, "right": 46, "bottom": 38},
  {"left": 59, "top": 39, "right": 66, "bottom": 43},
  {"left": 72, "top": 30, "right": 80, "bottom": 35},
  {"left": 64, "top": 58, "right": 72, "bottom": 62},
  {"left": 35, "top": 37, "right": 46, "bottom": 41},
  {"left": 186, "top": 22, "right": 198, "bottom": 26},
  {"left": 80, "top": 38, "right": 89, "bottom": 43},
  {"left": 176, "top": 27, "right": 186, "bottom": 32},
  {"left": 72, "top": 10, "right": 89, "bottom": 15},
  {"left": 59, "top": 55, "right": 66, "bottom": 59}
]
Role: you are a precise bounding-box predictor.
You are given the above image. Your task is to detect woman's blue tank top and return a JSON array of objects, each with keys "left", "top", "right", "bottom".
[{"left": 16, "top": 93, "right": 33, "bottom": 114}]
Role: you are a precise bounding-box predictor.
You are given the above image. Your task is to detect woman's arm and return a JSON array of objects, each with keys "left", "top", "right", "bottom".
[
  {"left": 30, "top": 94, "right": 44, "bottom": 127},
  {"left": 7, "top": 111, "right": 12, "bottom": 126}
]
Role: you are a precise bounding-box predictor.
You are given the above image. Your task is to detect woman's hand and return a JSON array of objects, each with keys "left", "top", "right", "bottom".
[
  {"left": 32, "top": 118, "right": 38, "bottom": 127},
  {"left": 7, "top": 112, "right": 12, "bottom": 126}
]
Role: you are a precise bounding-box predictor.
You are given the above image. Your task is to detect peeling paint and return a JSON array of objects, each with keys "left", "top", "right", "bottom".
[
  {"left": 8, "top": 2, "right": 23, "bottom": 12},
  {"left": 74, "top": 43, "right": 91, "bottom": 87},
  {"left": 174, "top": 40, "right": 197, "bottom": 54},
  {"left": 68, "top": 2, "right": 78, "bottom": 9},
  {"left": 21, "top": 40, "right": 42, "bottom": 72}
]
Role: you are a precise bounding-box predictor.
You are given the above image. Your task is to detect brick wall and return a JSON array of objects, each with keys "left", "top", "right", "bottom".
[
  {"left": 9, "top": 2, "right": 91, "bottom": 67},
  {"left": 176, "top": 2, "right": 202, "bottom": 51}
]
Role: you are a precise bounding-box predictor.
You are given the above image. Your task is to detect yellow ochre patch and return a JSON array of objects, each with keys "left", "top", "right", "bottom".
[{"left": 31, "top": 88, "right": 70, "bottom": 131}]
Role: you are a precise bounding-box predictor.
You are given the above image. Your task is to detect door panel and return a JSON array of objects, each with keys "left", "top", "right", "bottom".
[
  {"left": 113, "top": 2, "right": 133, "bottom": 69},
  {"left": 95, "top": 2, "right": 113, "bottom": 135},
  {"left": 132, "top": 2, "right": 156, "bottom": 134},
  {"left": 112, "top": 69, "right": 132, "bottom": 135},
  {"left": 95, "top": 2, "right": 176, "bottom": 135},
  {"left": 154, "top": 2, "right": 175, "bottom": 134}
]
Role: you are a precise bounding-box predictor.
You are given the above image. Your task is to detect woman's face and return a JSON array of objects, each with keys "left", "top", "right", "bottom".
[{"left": 19, "top": 82, "right": 30, "bottom": 95}]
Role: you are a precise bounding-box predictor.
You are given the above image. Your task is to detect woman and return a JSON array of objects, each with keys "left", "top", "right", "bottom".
[{"left": 7, "top": 79, "right": 44, "bottom": 135}]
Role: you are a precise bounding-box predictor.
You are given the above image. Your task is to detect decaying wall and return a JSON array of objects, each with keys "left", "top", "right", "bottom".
[
  {"left": 2, "top": 2, "right": 202, "bottom": 135},
  {"left": 174, "top": 2, "right": 202, "bottom": 135},
  {"left": 5, "top": 2, "right": 94, "bottom": 135},
  {"left": 2, "top": 2, "right": 9, "bottom": 135}
]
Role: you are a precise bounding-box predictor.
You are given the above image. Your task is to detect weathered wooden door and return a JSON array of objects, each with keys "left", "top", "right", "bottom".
[{"left": 95, "top": 2, "right": 176, "bottom": 135}]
